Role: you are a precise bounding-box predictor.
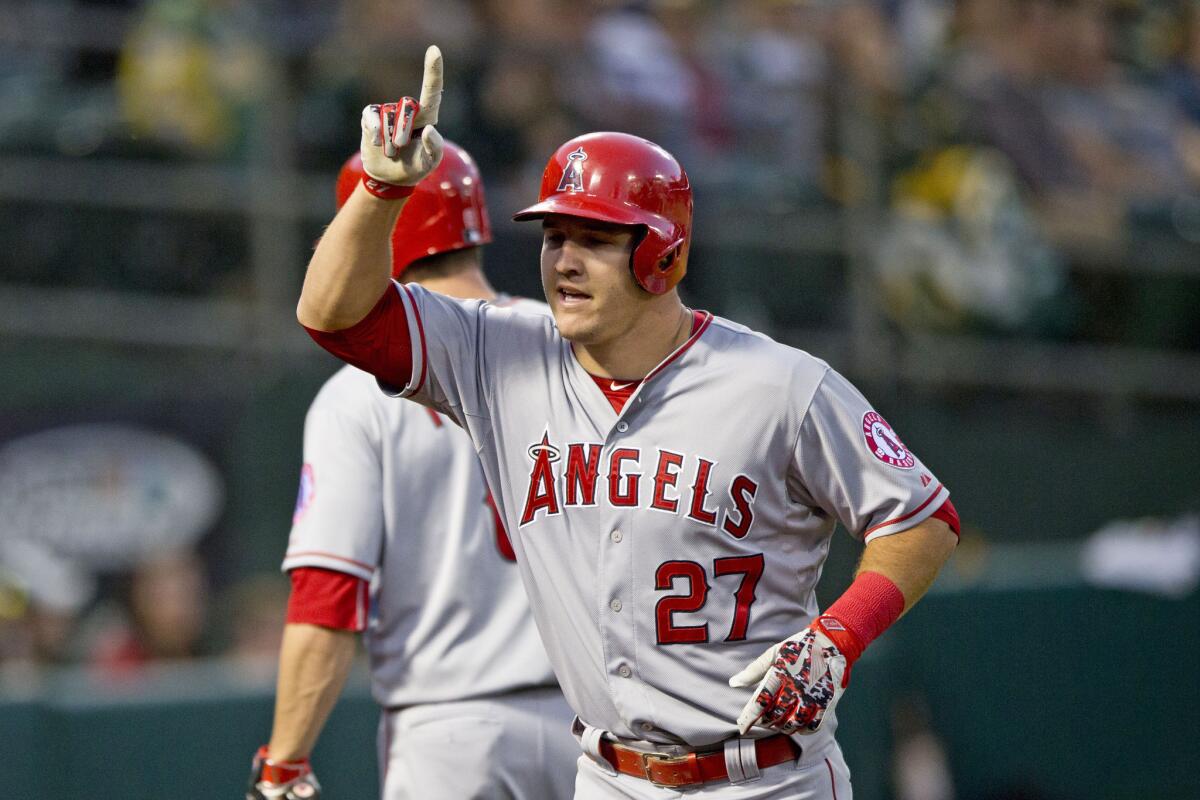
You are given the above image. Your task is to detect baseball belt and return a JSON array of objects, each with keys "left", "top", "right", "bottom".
[{"left": 597, "top": 734, "right": 800, "bottom": 789}]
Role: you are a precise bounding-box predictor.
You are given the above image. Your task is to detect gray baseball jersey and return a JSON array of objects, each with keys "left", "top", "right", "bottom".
[
  {"left": 283, "top": 296, "right": 559, "bottom": 709},
  {"left": 385, "top": 282, "right": 949, "bottom": 751}
]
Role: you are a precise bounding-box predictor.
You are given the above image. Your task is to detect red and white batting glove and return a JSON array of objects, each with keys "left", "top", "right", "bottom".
[
  {"left": 358, "top": 44, "right": 445, "bottom": 199},
  {"left": 246, "top": 746, "right": 321, "bottom": 800},
  {"left": 728, "top": 615, "right": 862, "bottom": 736}
]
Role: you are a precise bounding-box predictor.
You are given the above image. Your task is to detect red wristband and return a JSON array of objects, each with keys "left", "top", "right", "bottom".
[
  {"left": 256, "top": 745, "right": 310, "bottom": 784},
  {"left": 819, "top": 571, "right": 906, "bottom": 664},
  {"left": 362, "top": 175, "right": 416, "bottom": 200}
]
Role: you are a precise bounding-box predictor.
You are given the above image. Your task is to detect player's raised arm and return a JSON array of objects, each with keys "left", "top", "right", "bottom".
[{"left": 297, "top": 45, "right": 445, "bottom": 332}]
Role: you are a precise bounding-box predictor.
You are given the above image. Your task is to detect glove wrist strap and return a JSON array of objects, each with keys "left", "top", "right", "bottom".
[
  {"left": 256, "top": 746, "right": 310, "bottom": 784},
  {"left": 361, "top": 175, "right": 417, "bottom": 200}
]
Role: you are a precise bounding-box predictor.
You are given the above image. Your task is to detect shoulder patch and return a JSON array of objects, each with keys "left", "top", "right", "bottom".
[
  {"left": 293, "top": 463, "right": 316, "bottom": 523},
  {"left": 862, "top": 412, "right": 915, "bottom": 470}
]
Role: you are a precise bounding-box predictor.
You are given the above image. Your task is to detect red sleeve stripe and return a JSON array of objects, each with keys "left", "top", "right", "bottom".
[
  {"left": 283, "top": 550, "right": 374, "bottom": 572},
  {"left": 397, "top": 283, "right": 428, "bottom": 397},
  {"left": 862, "top": 484, "right": 946, "bottom": 538}
]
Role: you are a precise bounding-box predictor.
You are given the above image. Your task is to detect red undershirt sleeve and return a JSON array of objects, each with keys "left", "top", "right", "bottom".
[
  {"left": 286, "top": 567, "right": 369, "bottom": 632},
  {"left": 303, "top": 287, "right": 413, "bottom": 389},
  {"left": 930, "top": 498, "right": 961, "bottom": 538}
]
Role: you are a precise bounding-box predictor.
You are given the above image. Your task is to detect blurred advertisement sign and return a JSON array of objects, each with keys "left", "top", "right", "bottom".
[{"left": 0, "top": 424, "right": 223, "bottom": 569}]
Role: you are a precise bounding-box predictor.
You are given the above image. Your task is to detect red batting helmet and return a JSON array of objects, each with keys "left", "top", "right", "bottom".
[
  {"left": 513, "top": 132, "right": 692, "bottom": 295},
  {"left": 335, "top": 140, "right": 493, "bottom": 278}
]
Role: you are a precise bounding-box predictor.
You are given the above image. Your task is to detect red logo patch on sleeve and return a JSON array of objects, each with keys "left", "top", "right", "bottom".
[{"left": 862, "top": 412, "right": 915, "bottom": 470}]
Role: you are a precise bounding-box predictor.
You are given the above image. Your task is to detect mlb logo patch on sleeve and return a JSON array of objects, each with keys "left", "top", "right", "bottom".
[{"left": 861, "top": 412, "right": 915, "bottom": 470}]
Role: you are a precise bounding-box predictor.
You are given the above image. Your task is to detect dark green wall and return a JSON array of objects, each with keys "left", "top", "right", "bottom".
[{"left": 2, "top": 586, "right": 1194, "bottom": 800}]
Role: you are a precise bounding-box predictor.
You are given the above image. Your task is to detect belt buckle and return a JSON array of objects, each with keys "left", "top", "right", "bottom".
[{"left": 640, "top": 751, "right": 701, "bottom": 788}]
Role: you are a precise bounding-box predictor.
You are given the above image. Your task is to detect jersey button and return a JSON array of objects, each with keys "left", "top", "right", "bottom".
[
  {"left": 616, "top": 421, "right": 629, "bottom": 433},
  {"left": 610, "top": 530, "right": 623, "bottom": 543},
  {"left": 617, "top": 664, "right": 632, "bottom": 678},
  {"left": 610, "top": 598, "right": 622, "bottom": 612}
]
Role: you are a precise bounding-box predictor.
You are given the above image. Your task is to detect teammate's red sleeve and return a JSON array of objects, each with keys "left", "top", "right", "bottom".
[
  {"left": 286, "top": 567, "right": 370, "bottom": 632},
  {"left": 302, "top": 287, "right": 413, "bottom": 389},
  {"left": 930, "top": 498, "right": 960, "bottom": 538}
]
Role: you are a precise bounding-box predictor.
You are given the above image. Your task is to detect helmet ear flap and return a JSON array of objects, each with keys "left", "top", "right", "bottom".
[
  {"left": 630, "top": 223, "right": 688, "bottom": 294},
  {"left": 657, "top": 243, "right": 681, "bottom": 272}
]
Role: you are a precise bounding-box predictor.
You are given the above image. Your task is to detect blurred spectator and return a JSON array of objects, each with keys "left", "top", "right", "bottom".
[
  {"left": 578, "top": 3, "right": 699, "bottom": 151},
  {"left": 942, "top": 0, "right": 1084, "bottom": 196},
  {"left": 310, "top": 0, "right": 478, "bottom": 104},
  {"left": 0, "top": 540, "right": 96, "bottom": 671},
  {"left": 890, "top": 693, "right": 956, "bottom": 800},
  {"left": 1038, "top": 0, "right": 1200, "bottom": 207},
  {"left": 876, "top": 146, "right": 1067, "bottom": 333},
  {"left": 1163, "top": 2, "right": 1200, "bottom": 126},
  {"left": 216, "top": 573, "right": 290, "bottom": 682},
  {"left": 706, "top": 0, "right": 830, "bottom": 196},
  {"left": 116, "top": 0, "right": 275, "bottom": 158},
  {"left": 90, "top": 549, "right": 208, "bottom": 677}
]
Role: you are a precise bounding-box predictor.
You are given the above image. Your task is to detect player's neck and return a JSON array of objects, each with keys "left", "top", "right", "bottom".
[
  {"left": 413, "top": 269, "right": 497, "bottom": 302},
  {"left": 573, "top": 299, "right": 691, "bottom": 380}
]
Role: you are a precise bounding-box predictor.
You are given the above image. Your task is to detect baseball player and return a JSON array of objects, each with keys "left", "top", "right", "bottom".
[
  {"left": 296, "top": 46, "right": 960, "bottom": 798},
  {"left": 248, "top": 142, "right": 578, "bottom": 800}
]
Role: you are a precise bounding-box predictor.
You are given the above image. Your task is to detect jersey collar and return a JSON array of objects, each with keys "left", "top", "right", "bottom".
[{"left": 567, "top": 309, "right": 713, "bottom": 424}]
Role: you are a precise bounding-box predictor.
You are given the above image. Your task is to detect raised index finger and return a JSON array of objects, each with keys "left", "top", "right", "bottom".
[{"left": 415, "top": 45, "right": 443, "bottom": 126}]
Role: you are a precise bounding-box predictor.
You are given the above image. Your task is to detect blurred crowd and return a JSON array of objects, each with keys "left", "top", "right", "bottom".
[
  {"left": 2, "top": 0, "right": 1200, "bottom": 682},
  {"left": 0, "top": 544, "right": 291, "bottom": 687},
  {"left": 1, "top": 0, "right": 1198, "bottom": 344}
]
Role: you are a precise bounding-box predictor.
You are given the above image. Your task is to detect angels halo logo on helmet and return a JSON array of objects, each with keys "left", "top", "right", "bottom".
[
  {"left": 336, "top": 140, "right": 493, "bottom": 279},
  {"left": 514, "top": 132, "right": 692, "bottom": 295},
  {"left": 555, "top": 147, "right": 588, "bottom": 192}
]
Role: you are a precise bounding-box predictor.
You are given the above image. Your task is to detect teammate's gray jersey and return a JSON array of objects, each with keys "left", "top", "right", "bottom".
[
  {"left": 283, "top": 296, "right": 557, "bottom": 709},
  {"left": 387, "top": 282, "right": 949, "bottom": 748}
]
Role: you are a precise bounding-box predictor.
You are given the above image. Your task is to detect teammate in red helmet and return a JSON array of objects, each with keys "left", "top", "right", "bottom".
[
  {"left": 297, "top": 46, "right": 960, "bottom": 798},
  {"left": 249, "top": 138, "right": 577, "bottom": 800}
]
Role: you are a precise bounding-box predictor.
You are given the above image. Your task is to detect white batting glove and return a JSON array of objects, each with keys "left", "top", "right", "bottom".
[
  {"left": 728, "top": 617, "right": 855, "bottom": 736},
  {"left": 358, "top": 45, "right": 445, "bottom": 192}
]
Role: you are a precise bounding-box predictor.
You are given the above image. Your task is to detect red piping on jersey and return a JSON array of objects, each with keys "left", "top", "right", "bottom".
[
  {"left": 825, "top": 758, "right": 838, "bottom": 800},
  {"left": 284, "top": 550, "right": 374, "bottom": 572},
  {"left": 643, "top": 310, "right": 712, "bottom": 383},
  {"left": 399, "top": 283, "right": 429, "bottom": 395},
  {"left": 862, "top": 483, "right": 944, "bottom": 538}
]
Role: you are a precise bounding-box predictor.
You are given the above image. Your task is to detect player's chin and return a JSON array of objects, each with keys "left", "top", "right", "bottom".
[
  {"left": 553, "top": 310, "right": 599, "bottom": 344},
  {"left": 550, "top": 302, "right": 593, "bottom": 339}
]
